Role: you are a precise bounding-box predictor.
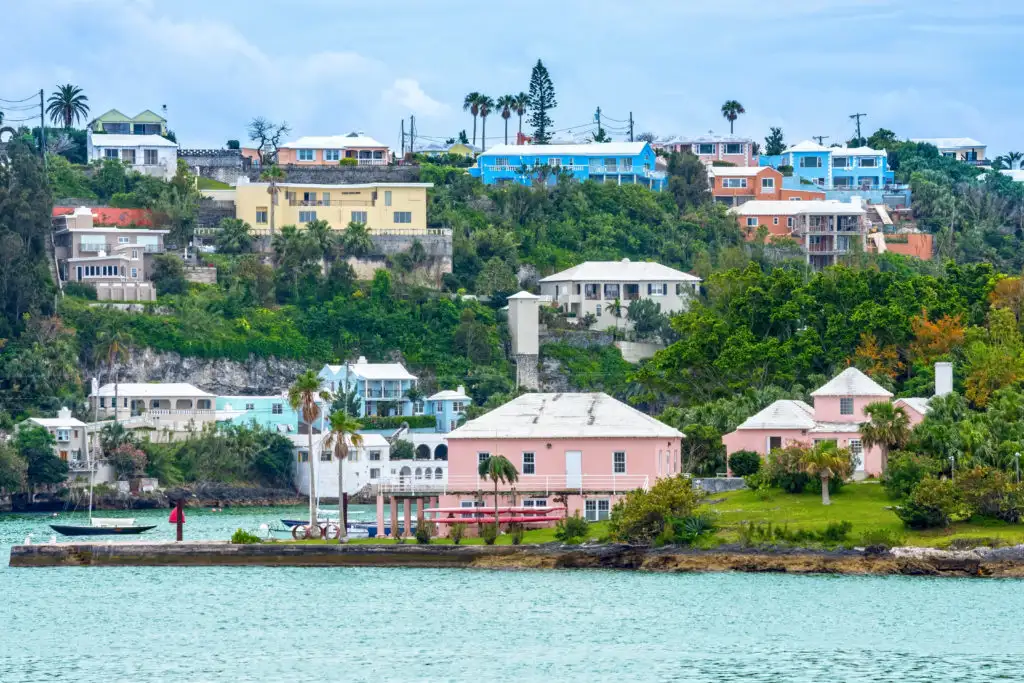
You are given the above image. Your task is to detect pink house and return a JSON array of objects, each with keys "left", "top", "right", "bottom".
[
  {"left": 654, "top": 133, "right": 757, "bottom": 167},
  {"left": 722, "top": 365, "right": 947, "bottom": 477},
  {"left": 435, "top": 392, "right": 683, "bottom": 526}
]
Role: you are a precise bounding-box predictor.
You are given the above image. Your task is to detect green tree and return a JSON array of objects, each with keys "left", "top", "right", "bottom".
[
  {"left": 0, "top": 442, "right": 28, "bottom": 494},
  {"left": 667, "top": 151, "right": 710, "bottom": 210},
  {"left": 764, "top": 127, "right": 785, "bottom": 156},
  {"left": 323, "top": 410, "right": 363, "bottom": 542},
  {"left": 46, "top": 84, "right": 89, "bottom": 128},
  {"left": 859, "top": 402, "right": 911, "bottom": 473},
  {"left": 478, "top": 454, "right": 519, "bottom": 532},
  {"left": 288, "top": 370, "right": 330, "bottom": 530},
  {"left": 92, "top": 159, "right": 127, "bottom": 201},
  {"left": 477, "top": 95, "right": 494, "bottom": 150},
  {"left": 338, "top": 221, "right": 373, "bottom": 257},
  {"left": 259, "top": 164, "right": 286, "bottom": 237},
  {"left": 802, "top": 441, "right": 850, "bottom": 505},
  {"left": 16, "top": 425, "right": 68, "bottom": 492},
  {"left": 608, "top": 475, "right": 700, "bottom": 543},
  {"left": 497, "top": 94, "right": 516, "bottom": 145},
  {"left": 513, "top": 92, "right": 529, "bottom": 138},
  {"left": 865, "top": 128, "right": 899, "bottom": 150},
  {"left": 475, "top": 257, "right": 517, "bottom": 295},
  {"left": 462, "top": 92, "right": 482, "bottom": 147},
  {"left": 720, "top": 100, "right": 745, "bottom": 134},
  {"left": 527, "top": 60, "right": 557, "bottom": 144},
  {"left": 94, "top": 327, "right": 132, "bottom": 425},
  {"left": 626, "top": 298, "right": 664, "bottom": 340},
  {"left": 214, "top": 218, "right": 253, "bottom": 254},
  {"left": 47, "top": 155, "right": 95, "bottom": 199},
  {"left": 158, "top": 160, "right": 201, "bottom": 247},
  {"left": 150, "top": 253, "right": 188, "bottom": 295}
]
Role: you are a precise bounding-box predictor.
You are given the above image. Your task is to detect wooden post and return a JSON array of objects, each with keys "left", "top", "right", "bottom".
[
  {"left": 175, "top": 499, "right": 184, "bottom": 542},
  {"left": 342, "top": 492, "right": 348, "bottom": 532},
  {"left": 390, "top": 497, "right": 398, "bottom": 539}
]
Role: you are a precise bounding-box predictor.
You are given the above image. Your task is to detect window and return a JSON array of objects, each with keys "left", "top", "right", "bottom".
[
  {"left": 56, "top": 429, "right": 71, "bottom": 442},
  {"left": 131, "top": 249, "right": 139, "bottom": 260},
  {"left": 298, "top": 451, "right": 309, "bottom": 462},
  {"left": 324, "top": 149, "right": 340, "bottom": 161},
  {"left": 130, "top": 267, "right": 138, "bottom": 279},
  {"left": 322, "top": 192, "right": 330, "bottom": 204},
  {"left": 584, "top": 283, "right": 600, "bottom": 300},
  {"left": 104, "top": 148, "right": 119, "bottom": 160},
  {"left": 272, "top": 403, "right": 283, "bottom": 414},
  {"left": 840, "top": 397, "right": 854, "bottom": 415},
  {"left": 799, "top": 156, "right": 822, "bottom": 168},
  {"left": 761, "top": 177, "right": 775, "bottom": 190},
  {"left": 245, "top": 403, "right": 255, "bottom": 411},
  {"left": 833, "top": 157, "right": 849, "bottom": 168},
  {"left": 768, "top": 436, "right": 783, "bottom": 451},
  {"left": 697, "top": 144, "right": 714, "bottom": 155},
  {"left": 384, "top": 190, "right": 392, "bottom": 207},
  {"left": 298, "top": 211, "right": 317, "bottom": 223},
  {"left": 585, "top": 499, "right": 611, "bottom": 522},
  {"left": 370, "top": 468, "right": 381, "bottom": 479},
  {"left": 320, "top": 450, "right": 332, "bottom": 462},
  {"left": 144, "top": 149, "right": 158, "bottom": 165},
  {"left": 613, "top": 451, "right": 626, "bottom": 474},
  {"left": 434, "top": 467, "right": 443, "bottom": 479},
  {"left": 746, "top": 217, "right": 758, "bottom": 227},
  {"left": 849, "top": 439, "right": 863, "bottom": 460},
  {"left": 297, "top": 149, "right": 315, "bottom": 161},
  {"left": 603, "top": 283, "right": 619, "bottom": 299},
  {"left": 647, "top": 283, "right": 667, "bottom": 296},
  {"left": 351, "top": 211, "right": 367, "bottom": 224},
  {"left": 121, "top": 150, "right": 136, "bottom": 165},
  {"left": 494, "top": 156, "right": 509, "bottom": 167},
  {"left": 595, "top": 304, "right": 602, "bottom": 316},
  {"left": 255, "top": 208, "right": 268, "bottom": 224},
  {"left": 393, "top": 211, "right": 412, "bottom": 224},
  {"left": 478, "top": 452, "right": 490, "bottom": 467},
  {"left": 859, "top": 157, "right": 878, "bottom": 168},
  {"left": 603, "top": 157, "right": 618, "bottom": 172},
  {"left": 620, "top": 158, "right": 632, "bottom": 171},
  {"left": 857, "top": 177, "right": 878, "bottom": 188},
  {"left": 302, "top": 191, "right": 318, "bottom": 203},
  {"left": 549, "top": 158, "right": 561, "bottom": 168},
  {"left": 833, "top": 177, "right": 854, "bottom": 188},
  {"left": 725, "top": 143, "right": 742, "bottom": 155},
  {"left": 773, "top": 217, "right": 779, "bottom": 225},
  {"left": 722, "top": 178, "right": 747, "bottom": 188},
  {"left": 367, "top": 450, "right": 381, "bottom": 462},
  {"left": 522, "top": 498, "right": 548, "bottom": 508},
  {"left": 99, "top": 398, "right": 105, "bottom": 408},
  {"left": 523, "top": 452, "right": 535, "bottom": 475},
  {"left": 787, "top": 217, "right": 794, "bottom": 228},
  {"left": 460, "top": 500, "right": 485, "bottom": 508}
]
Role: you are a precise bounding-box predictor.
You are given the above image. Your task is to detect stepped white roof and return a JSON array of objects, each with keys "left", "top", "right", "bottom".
[
  {"left": 281, "top": 133, "right": 388, "bottom": 149},
  {"left": 729, "top": 199, "right": 866, "bottom": 216},
  {"left": 782, "top": 140, "right": 886, "bottom": 157},
  {"left": 735, "top": 400, "right": 816, "bottom": 430},
  {"left": 448, "top": 392, "right": 682, "bottom": 440},
  {"left": 895, "top": 397, "right": 931, "bottom": 415},
  {"left": 810, "top": 367, "right": 893, "bottom": 397},
  {"left": 481, "top": 142, "right": 649, "bottom": 157},
  {"left": 90, "top": 382, "right": 213, "bottom": 398},
  {"left": 28, "top": 407, "right": 87, "bottom": 428},
  {"left": 322, "top": 358, "right": 416, "bottom": 382},
  {"left": 89, "top": 133, "right": 177, "bottom": 148},
  {"left": 427, "top": 387, "right": 470, "bottom": 402},
  {"left": 540, "top": 259, "right": 701, "bottom": 283},
  {"left": 911, "top": 137, "right": 984, "bottom": 149}
]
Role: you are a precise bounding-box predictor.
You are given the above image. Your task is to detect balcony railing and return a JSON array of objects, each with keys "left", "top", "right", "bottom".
[
  {"left": 78, "top": 241, "right": 162, "bottom": 254},
  {"left": 353, "top": 157, "right": 387, "bottom": 166},
  {"left": 287, "top": 199, "right": 374, "bottom": 207},
  {"left": 376, "top": 473, "right": 650, "bottom": 496}
]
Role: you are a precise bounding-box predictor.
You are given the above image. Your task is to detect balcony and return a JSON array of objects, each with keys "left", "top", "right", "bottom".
[
  {"left": 377, "top": 473, "right": 651, "bottom": 496},
  {"left": 78, "top": 241, "right": 162, "bottom": 254},
  {"left": 365, "top": 389, "right": 406, "bottom": 400},
  {"left": 287, "top": 199, "right": 374, "bottom": 207}
]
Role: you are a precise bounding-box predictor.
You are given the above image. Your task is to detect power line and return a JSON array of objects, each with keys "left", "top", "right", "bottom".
[
  {"left": 0, "top": 93, "right": 38, "bottom": 104},
  {"left": 850, "top": 113, "right": 867, "bottom": 141}
]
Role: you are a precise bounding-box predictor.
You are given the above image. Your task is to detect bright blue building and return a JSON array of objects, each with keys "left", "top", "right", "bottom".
[
  {"left": 319, "top": 358, "right": 418, "bottom": 418},
  {"left": 216, "top": 395, "right": 302, "bottom": 433},
  {"left": 423, "top": 387, "right": 471, "bottom": 434},
  {"left": 470, "top": 142, "right": 667, "bottom": 190}
]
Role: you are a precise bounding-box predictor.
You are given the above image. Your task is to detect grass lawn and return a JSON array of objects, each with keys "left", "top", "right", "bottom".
[
  {"left": 197, "top": 177, "right": 232, "bottom": 190},
  {"left": 706, "top": 482, "right": 1024, "bottom": 547}
]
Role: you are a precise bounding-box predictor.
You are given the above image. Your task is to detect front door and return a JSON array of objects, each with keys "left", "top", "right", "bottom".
[{"left": 565, "top": 450, "right": 582, "bottom": 488}]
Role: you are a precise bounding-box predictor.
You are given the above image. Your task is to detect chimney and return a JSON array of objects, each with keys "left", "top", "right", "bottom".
[
  {"left": 58, "top": 407, "right": 72, "bottom": 420},
  {"left": 935, "top": 361, "right": 953, "bottom": 397},
  {"left": 456, "top": 385, "right": 465, "bottom": 395},
  {"left": 356, "top": 356, "right": 367, "bottom": 364}
]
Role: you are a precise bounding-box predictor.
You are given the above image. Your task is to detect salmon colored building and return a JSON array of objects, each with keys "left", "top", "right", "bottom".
[
  {"left": 708, "top": 166, "right": 825, "bottom": 207},
  {"left": 867, "top": 231, "right": 934, "bottom": 260},
  {"left": 276, "top": 132, "right": 391, "bottom": 166}
]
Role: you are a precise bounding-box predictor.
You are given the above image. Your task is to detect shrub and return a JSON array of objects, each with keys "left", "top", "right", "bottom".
[
  {"left": 765, "top": 445, "right": 810, "bottom": 493},
  {"left": 358, "top": 415, "right": 436, "bottom": 430},
  {"left": 390, "top": 440, "right": 415, "bottom": 460},
  {"left": 506, "top": 522, "right": 525, "bottom": 545},
  {"left": 818, "top": 520, "right": 853, "bottom": 543},
  {"left": 480, "top": 523, "right": 498, "bottom": 545},
  {"left": 858, "top": 528, "right": 905, "bottom": 550},
  {"left": 449, "top": 522, "right": 467, "bottom": 545},
  {"left": 63, "top": 282, "right": 97, "bottom": 300},
  {"left": 670, "top": 511, "right": 717, "bottom": 545},
  {"left": 728, "top": 450, "right": 761, "bottom": 477},
  {"left": 150, "top": 253, "right": 188, "bottom": 295},
  {"left": 737, "top": 520, "right": 852, "bottom": 547},
  {"left": 957, "top": 467, "right": 1024, "bottom": 523},
  {"left": 608, "top": 476, "right": 701, "bottom": 543},
  {"left": 778, "top": 165, "right": 794, "bottom": 176},
  {"left": 415, "top": 520, "right": 436, "bottom": 544},
  {"left": 231, "top": 528, "right": 261, "bottom": 544},
  {"left": 896, "top": 477, "right": 963, "bottom": 529},
  {"left": 882, "top": 451, "right": 940, "bottom": 499},
  {"left": 554, "top": 513, "right": 590, "bottom": 544},
  {"left": 339, "top": 157, "right": 358, "bottom": 166}
]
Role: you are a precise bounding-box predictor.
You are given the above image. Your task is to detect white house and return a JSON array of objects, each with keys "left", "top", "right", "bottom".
[
  {"left": 23, "top": 407, "right": 89, "bottom": 468},
  {"left": 539, "top": 259, "right": 701, "bottom": 330},
  {"left": 89, "top": 382, "right": 216, "bottom": 440},
  {"left": 319, "top": 359, "right": 419, "bottom": 417},
  {"left": 86, "top": 131, "right": 179, "bottom": 180},
  {"left": 911, "top": 137, "right": 987, "bottom": 165}
]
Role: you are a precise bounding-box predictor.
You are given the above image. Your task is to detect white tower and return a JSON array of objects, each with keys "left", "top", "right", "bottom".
[{"left": 507, "top": 291, "right": 540, "bottom": 390}]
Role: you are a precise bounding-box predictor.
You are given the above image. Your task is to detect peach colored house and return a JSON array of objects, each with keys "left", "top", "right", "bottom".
[
  {"left": 655, "top": 133, "right": 756, "bottom": 166},
  {"left": 277, "top": 132, "right": 391, "bottom": 166},
  {"left": 723, "top": 365, "right": 948, "bottom": 476},
  {"left": 436, "top": 392, "right": 683, "bottom": 526},
  {"left": 709, "top": 166, "right": 826, "bottom": 207}
]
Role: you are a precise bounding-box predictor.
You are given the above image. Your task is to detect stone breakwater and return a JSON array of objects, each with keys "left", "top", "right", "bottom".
[{"left": 11, "top": 542, "right": 1024, "bottom": 577}]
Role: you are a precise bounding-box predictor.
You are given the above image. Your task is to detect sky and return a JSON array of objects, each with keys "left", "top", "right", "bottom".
[{"left": 3, "top": 0, "right": 1023, "bottom": 155}]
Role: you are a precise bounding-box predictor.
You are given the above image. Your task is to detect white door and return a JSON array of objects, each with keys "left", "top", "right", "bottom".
[{"left": 565, "top": 451, "right": 582, "bottom": 488}]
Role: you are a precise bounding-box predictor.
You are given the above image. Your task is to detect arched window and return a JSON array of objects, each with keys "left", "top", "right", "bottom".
[
  {"left": 416, "top": 444, "right": 431, "bottom": 460},
  {"left": 424, "top": 468, "right": 432, "bottom": 479},
  {"left": 434, "top": 444, "right": 448, "bottom": 461},
  {"left": 414, "top": 468, "right": 423, "bottom": 480},
  {"left": 434, "top": 467, "right": 443, "bottom": 479},
  {"left": 399, "top": 466, "right": 412, "bottom": 477}
]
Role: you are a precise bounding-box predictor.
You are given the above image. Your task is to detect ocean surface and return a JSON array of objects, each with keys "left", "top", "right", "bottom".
[{"left": 2, "top": 505, "right": 1023, "bottom": 682}]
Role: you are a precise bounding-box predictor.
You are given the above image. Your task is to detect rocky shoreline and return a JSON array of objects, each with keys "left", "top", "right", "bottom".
[
  {"left": 3, "top": 483, "right": 305, "bottom": 513},
  {"left": 12, "top": 541, "right": 1024, "bottom": 577}
]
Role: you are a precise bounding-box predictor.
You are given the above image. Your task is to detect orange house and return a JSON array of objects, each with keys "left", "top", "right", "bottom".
[
  {"left": 708, "top": 166, "right": 824, "bottom": 207},
  {"left": 276, "top": 132, "right": 391, "bottom": 166}
]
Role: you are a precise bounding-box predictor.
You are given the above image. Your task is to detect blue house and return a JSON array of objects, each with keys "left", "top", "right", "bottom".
[
  {"left": 319, "top": 358, "right": 418, "bottom": 418},
  {"left": 470, "top": 142, "right": 667, "bottom": 190},
  {"left": 423, "top": 386, "right": 471, "bottom": 433},
  {"left": 216, "top": 394, "right": 302, "bottom": 433}
]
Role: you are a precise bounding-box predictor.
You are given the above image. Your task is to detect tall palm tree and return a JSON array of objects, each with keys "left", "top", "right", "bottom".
[
  {"left": 802, "top": 441, "right": 848, "bottom": 506},
  {"left": 497, "top": 95, "right": 516, "bottom": 145},
  {"left": 720, "top": 100, "right": 745, "bottom": 134},
  {"left": 323, "top": 411, "right": 363, "bottom": 543},
  {"left": 259, "top": 164, "right": 286, "bottom": 238},
  {"left": 513, "top": 92, "right": 529, "bottom": 139},
  {"left": 46, "top": 84, "right": 90, "bottom": 128},
  {"left": 305, "top": 218, "right": 333, "bottom": 273},
  {"left": 94, "top": 329, "right": 132, "bottom": 424},
  {"left": 859, "top": 401, "right": 911, "bottom": 473},
  {"left": 462, "top": 92, "right": 482, "bottom": 146},
  {"left": 477, "top": 95, "right": 495, "bottom": 151},
  {"left": 338, "top": 220, "right": 373, "bottom": 257},
  {"left": 1007, "top": 151, "right": 1023, "bottom": 170},
  {"left": 289, "top": 370, "right": 331, "bottom": 532},
  {"left": 478, "top": 454, "right": 519, "bottom": 533}
]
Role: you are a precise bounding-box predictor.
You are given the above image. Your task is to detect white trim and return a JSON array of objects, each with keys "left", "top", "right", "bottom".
[
  {"left": 522, "top": 451, "right": 536, "bottom": 475},
  {"left": 613, "top": 450, "right": 627, "bottom": 474}
]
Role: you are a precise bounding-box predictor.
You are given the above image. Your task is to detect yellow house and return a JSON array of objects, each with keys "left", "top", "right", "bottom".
[{"left": 234, "top": 182, "right": 433, "bottom": 235}]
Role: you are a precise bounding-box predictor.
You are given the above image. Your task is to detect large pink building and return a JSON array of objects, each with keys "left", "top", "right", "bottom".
[
  {"left": 722, "top": 366, "right": 946, "bottom": 476},
  {"left": 654, "top": 133, "right": 757, "bottom": 167},
  {"left": 437, "top": 392, "right": 683, "bottom": 525}
]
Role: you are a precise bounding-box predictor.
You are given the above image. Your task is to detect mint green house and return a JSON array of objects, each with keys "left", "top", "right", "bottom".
[{"left": 89, "top": 109, "right": 167, "bottom": 136}]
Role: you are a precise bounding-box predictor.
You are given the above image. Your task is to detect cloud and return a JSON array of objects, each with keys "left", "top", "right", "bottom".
[{"left": 382, "top": 79, "right": 448, "bottom": 117}]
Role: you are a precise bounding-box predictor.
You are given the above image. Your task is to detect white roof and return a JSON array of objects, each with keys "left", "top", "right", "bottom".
[
  {"left": 782, "top": 140, "right": 886, "bottom": 157},
  {"left": 895, "top": 397, "right": 931, "bottom": 415},
  {"left": 810, "top": 422, "right": 864, "bottom": 434},
  {"left": 62, "top": 227, "right": 169, "bottom": 235},
  {"left": 729, "top": 199, "right": 866, "bottom": 216},
  {"left": 911, "top": 137, "right": 984, "bottom": 149},
  {"left": 481, "top": 142, "right": 649, "bottom": 157},
  {"left": 540, "top": 259, "right": 701, "bottom": 283},
  {"left": 448, "top": 392, "right": 682, "bottom": 440},
  {"left": 783, "top": 140, "right": 831, "bottom": 154},
  {"left": 90, "top": 134, "right": 177, "bottom": 148},
  {"left": 245, "top": 182, "right": 432, "bottom": 190},
  {"left": 427, "top": 389, "right": 470, "bottom": 401},
  {"left": 657, "top": 133, "right": 753, "bottom": 144},
  {"left": 507, "top": 290, "right": 540, "bottom": 299},
  {"left": 288, "top": 432, "right": 390, "bottom": 450},
  {"left": 281, "top": 133, "right": 388, "bottom": 149},
  {"left": 323, "top": 360, "right": 416, "bottom": 381},
  {"left": 90, "top": 382, "right": 213, "bottom": 398},
  {"left": 735, "top": 400, "right": 816, "bottom": 430},
  {"left": 28, "top": 416, "right": 87, "bottom": 428},
  {"left": 708, "top": 166, "right": 772, "bottom": 177},
  {"left": 810, "top": 367, "right": 893, "bottom": 397}
]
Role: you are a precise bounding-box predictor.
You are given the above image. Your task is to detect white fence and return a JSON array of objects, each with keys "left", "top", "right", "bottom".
[{"left": 377, "top": 474, "right": 649, "bottom": 497}]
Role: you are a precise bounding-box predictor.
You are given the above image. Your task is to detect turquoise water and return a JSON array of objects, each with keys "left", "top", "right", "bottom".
[{"left": 3, "top": 507, "right": 1024, "bottom": 682}]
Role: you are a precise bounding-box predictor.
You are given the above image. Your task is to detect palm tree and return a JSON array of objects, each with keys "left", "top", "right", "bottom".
[
  {"left": 1007, "top": 151, "right": 1023, "bottom": 170},
  {"left": 259, "top": 164, "right": 286, "bottom": 238},
  {"left": 338, "top": 220, "right": 373, "bottom": 257},
  {"left": 94, "top": 329, "right": 132, "bottom": 424},
  {"left": 802, "top": 441, "right": 848, "bottom": 506},
  {"left": 323, "top": 411, "right": 363, "bottom": 543},
  {"left": 46, "top": 84, "right": 90, "bottom": 128},
  {"left": 859, "top": 401, "right": 911, "bottom": 473},
  {"left": 497, "top": 95, "right": 516, "bottom": 145},
  {"left": 513, "top": 92, "right": 529, "bottom": 139},
  {"left": 478, "top": 454, "right": 519, "bottom": 534},
  {"left": 463, "top": 92, "right": 482, "bottom": 146},
  {"left": 289, "top": 370, "right": 331, "bottom": 532},
  {"left": 720, "top": 100, "right": 745, "bottom": 134},
  {"left": 305, "top": 218, "right": 333, "bottom": 272},
  {"left": 477, "top": 95, "right": 495, "bottom": 151},
  {"left": 213, "top": 218, "right": 253, "bottom": 254}
]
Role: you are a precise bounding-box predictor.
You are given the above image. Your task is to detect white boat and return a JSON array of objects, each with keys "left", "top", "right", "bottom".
[{"left": 91, "top": 517, "right": 137, "bottom": 527}]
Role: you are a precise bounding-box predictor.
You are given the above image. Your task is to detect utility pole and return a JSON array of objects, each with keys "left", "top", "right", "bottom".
[
  {"left": 850, "top": 113, "right": 867, "bottom": 142},
  {"left": 39, "top": 89, "right": 47, "bottom": 169},
  {"left": 400, "top": 119, "right": 405, "bottom": 157},
  {"left": 628, "top": 111, "right": 634, "bottom": 142},
  {"left": 812, "top": 135, "right": 829, "bottom": 146},
  {"left": 410, "top": 115, "right": 416, "bottom": 155}
]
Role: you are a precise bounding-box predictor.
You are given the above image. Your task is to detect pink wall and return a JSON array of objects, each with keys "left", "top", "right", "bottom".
[
  {"left": 723, "top": 427, "right": 883, "bottom": 476},
  {"left": 894, "top": 400, "right": 928, "bottom": 427},
  {"left": 813, "top": 395, "right": 891, "bottom": 422}
]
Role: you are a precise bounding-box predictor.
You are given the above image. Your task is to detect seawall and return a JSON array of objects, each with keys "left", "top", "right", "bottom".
[{"left": 11, "top": 542, "right": 1024, "bottom": 577}]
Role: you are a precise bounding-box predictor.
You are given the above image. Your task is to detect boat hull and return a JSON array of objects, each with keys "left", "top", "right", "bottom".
[{"left": 50, "top": 524, "right": 157, "bottom": 537}]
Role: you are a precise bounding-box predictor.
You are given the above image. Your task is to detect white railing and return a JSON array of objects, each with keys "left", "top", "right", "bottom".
[
  {"left": 355, "top": 158, "right": 388, "bottom": 166},
  {"left": 376, "top": 474, "right": 649, "bottom": 496},
  {"left": 146, "top": 408, "right": 217, "bottom": 417}
]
